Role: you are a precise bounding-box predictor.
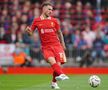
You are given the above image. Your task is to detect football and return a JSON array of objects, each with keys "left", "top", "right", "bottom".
[{"left": 89, "top": 75, "right": 101, "bottom": 88}]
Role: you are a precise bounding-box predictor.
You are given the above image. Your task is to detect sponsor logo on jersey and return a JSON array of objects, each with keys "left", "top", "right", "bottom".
[{"left": 41, "top": 29, "right": 54, "bottom": 34}]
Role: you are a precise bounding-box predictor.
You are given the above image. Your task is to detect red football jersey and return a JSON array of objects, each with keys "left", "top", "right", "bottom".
[{"left": 30, "top": 17, "right": 61, "bottom": 47}]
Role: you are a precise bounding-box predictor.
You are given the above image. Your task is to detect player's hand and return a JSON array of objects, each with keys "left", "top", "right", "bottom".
[{"left": 25, "top": 26, "right": 33, "bottom": 36}]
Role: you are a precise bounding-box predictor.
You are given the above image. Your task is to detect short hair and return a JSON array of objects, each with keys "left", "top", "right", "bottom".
[{"left": 41, "top": 1, "right": 53, "bottom": 8}]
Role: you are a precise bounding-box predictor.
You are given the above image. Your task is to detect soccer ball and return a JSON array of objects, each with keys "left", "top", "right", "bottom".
[{"left": 89, "top": 75, "right": 101, "bottom": 88}]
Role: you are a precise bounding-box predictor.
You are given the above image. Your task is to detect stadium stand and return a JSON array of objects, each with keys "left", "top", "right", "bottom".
[{"left": 0, "top": 0, "right": 108, "bottom": 67}]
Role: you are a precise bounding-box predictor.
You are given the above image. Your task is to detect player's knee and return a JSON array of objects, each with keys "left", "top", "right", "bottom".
[{"left": 47, "top": 57, "right": 56, "bottom": 65}]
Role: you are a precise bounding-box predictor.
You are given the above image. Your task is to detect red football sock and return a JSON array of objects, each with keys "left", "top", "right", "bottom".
[
  {"left": 52, "top": 71, "right": 57, "bottom": 82},
  {"left": 51, "top": 63, "right": 63, "bottom": 76}
]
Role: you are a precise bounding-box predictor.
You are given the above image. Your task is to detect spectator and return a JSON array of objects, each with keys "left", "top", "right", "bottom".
[
  {"left": 17, "top": 24, "right": 32, "bottom": 60},
  {"left": 79, "top": 51, "right": 93, "bottom": 67},
  {"left": 20, "top": 14, "right": 28, "bottom": 24},
  {"left": 0, "top": 27, "right": 6, "bottom": 43},
  {"left": 104, "top": 44, "right": 108, "bottom": 58},
  {"left": 82, "top": 26, "right": 96, "bottom": 49},
  {"left": 3, "top": 27, "right": 17, "bottom": 43},
  {"left": 1, "top": 9, "right": 10, "bottom": 31},
  {"left": 73, "top": 1, "right": 85, "bottom": 30},
  {"left": 73, "top": 32, "right": 88, "bottom": 61},
  {"left": 62, "top": 19, "right": 73, "bottom": 47},
  {"left": 84, "top": 2, "right": 93, "bottom": 21},
  {"left": 103, "top": 32, "right": 108, "bottom": 44},
  {"left": 13, "top": 46, "right": 32, "bottom": 67},
  {"left": 33, "top": 7, "right": 40, "bottom": 18},
  {"left": 91, "top": 33, "right": 105, "bottom": 63},
  {"left": 71, "top": 29, "right": 80, "bottom": 44},
  {"left": 103, "top": 22, "right": 108, "bottom": 34},
  {"left": 30, "top": 32, "right": 44, "bottom": 63}
]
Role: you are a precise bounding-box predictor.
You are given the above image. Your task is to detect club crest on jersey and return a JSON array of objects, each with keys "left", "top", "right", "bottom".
[
  {"left": 39, "top": 24, "right": 42, "bottom": 26},
  {"left": 51, "top": 22, "right": 54, "bottom": 27}
]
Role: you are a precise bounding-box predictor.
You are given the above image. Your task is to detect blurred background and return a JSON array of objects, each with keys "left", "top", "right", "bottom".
[{"left": 0, "top": 0, "right": 108, "bottom": 69}]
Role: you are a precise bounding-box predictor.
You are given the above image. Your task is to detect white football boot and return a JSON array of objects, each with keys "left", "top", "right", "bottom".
[
  {"left": 55, "top": 74, "right": 69, "bottom": 81},
  {"left": 51, "top": 82, "right": 60, "bottom": 89}
]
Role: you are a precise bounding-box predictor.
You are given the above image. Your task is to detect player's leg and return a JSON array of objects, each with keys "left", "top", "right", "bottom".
[
  {"left": 51, "top": 62, "right": 61, "bottom": 89},
  {"left": 42, "top": 47, "right": 63, "bottom": 75},
  {"left": 48, "top": 57, "right": 63, "bottom": 76},
  {"left": 42, "top": 47, "right": 65, "bottom": 77},
  {"left": 52, "top": 62, "right": 61, "bottom": 82},
  {"left": 48, "top": 57, "right": 69, "bottom": 81},
  {"left": 53, "top": 46, "right": 69, "bottom": 81},
  {"left": 42, "top": 48, "right": 61, "bottom": 89},
  {"left": 42, "top": 47, "right": 68, "bottom": 89},
  {"left": 51, "top": 71, "right": 60, "bottom": 89},
  {"left": 52, "top": 71, "right": 57, "bottom": 83},
  {"left": 48, "top": 58, "right": 69, "bottom": 89},
  {"left": 54, "top": 62, "right": 69, "bottom": 81},
  {"left": 48, "top": 57, "right": 63, "bottom": 89}
]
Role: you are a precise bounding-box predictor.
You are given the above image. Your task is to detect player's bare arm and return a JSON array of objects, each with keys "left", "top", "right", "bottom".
[{"left": 57, "top": 30, "right": 66, "bottom": 50}]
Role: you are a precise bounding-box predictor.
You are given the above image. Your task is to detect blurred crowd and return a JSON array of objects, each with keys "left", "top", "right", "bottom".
[{"left": 0, "top": 0, "right": 108, "bottom": 67}]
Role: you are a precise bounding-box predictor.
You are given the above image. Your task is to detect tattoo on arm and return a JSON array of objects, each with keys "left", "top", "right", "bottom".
[{"left": 57, "top": 30, "right": 66, "bottom": 48}]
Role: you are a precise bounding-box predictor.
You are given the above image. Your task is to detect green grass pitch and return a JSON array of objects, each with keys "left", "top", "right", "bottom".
[{"left": 0, "top": 74, "right": 108, "bottom": 90}]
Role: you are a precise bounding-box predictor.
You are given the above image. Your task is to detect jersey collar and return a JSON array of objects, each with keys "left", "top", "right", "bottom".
[{"left": 40, "top": 15, "right": 51, "bottom": 20}]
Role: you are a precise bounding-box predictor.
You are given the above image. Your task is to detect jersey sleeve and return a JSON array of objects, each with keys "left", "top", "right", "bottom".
[
  {"left": 30, "top": 19, "right": 37, "bottom": 31},
  {"left": 55, "top": 19, "right": 60, "bottom": 31}
]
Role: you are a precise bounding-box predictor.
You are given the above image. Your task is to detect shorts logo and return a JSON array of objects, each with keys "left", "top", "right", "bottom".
[{"left": 41, "top": 29, "right": 44, "bottom": 34}]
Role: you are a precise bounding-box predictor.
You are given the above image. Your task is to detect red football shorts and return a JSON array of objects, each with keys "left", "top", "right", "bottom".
[{"left": 42, "top": 45, "right": 66, "bottom": 64}]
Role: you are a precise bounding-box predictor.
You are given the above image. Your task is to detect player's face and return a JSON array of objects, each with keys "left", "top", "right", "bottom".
[{"left": 43, "top": 5, "right": 53, "bottom": 17}]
